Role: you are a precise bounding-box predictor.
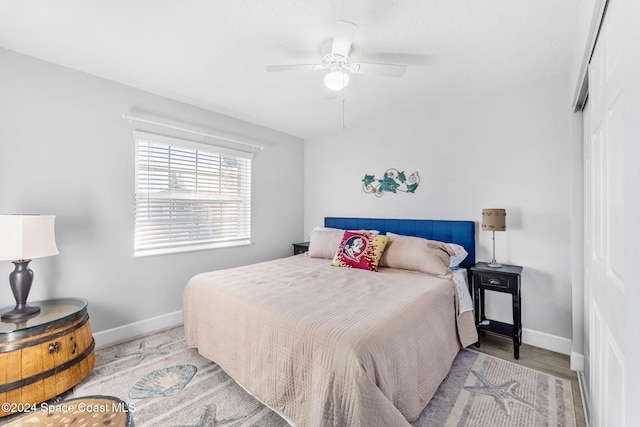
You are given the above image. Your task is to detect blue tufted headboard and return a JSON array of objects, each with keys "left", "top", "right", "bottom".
[{"left": 324, "top": 217, "right": 476, "bottom": 269}]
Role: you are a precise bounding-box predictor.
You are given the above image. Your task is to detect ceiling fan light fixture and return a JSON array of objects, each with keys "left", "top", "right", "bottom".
[{"left": 324, "top": 70, "right": 350, "bottom": 91}]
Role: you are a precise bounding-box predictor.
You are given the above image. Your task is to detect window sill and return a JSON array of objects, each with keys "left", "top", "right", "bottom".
[{"left": 134, "top": 239, "right": 252, "bottom": 257}]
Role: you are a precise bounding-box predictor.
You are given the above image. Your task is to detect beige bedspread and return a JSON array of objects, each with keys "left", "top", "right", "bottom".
[{"left": 184, "top": 255, "right": 477, "bottom": 427}]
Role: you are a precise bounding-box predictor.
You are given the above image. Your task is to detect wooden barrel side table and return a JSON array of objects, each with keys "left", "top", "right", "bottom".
[{"left": 0, "top": 298, "right": 95, "bottom": 418}]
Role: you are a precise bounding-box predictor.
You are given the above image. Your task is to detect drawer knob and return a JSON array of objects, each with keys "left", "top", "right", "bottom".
[
  {"left": 48, "top": 342, "right": 60, "bottom": 354},
  {"left": 489, "top": 279, "right": 501, "bottom": 285}
]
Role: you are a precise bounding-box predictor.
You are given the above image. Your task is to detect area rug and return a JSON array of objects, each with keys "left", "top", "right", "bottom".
[{"left": 72, "top": 326, "right": 575, "bottom": 427}]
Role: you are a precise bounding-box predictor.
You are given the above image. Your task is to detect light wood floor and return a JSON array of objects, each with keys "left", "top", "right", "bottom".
[{"left": 473, "top": 333, "right": 587, "bottom": 427}]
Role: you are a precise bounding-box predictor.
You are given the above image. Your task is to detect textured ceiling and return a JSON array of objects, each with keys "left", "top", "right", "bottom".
[{"left": 0, "top": 0, "right": 579, "bottom": 139}]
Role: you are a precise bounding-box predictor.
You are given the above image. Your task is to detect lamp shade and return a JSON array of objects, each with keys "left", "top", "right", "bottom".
[
  {"left": 481, "top": 209, "right": 506, "bottom": 231},
  {"left": 0, "top": 214, "right": 59, "bottom": 261},
  {"left": 324, "top": 70, "right": 350, "bottom": 91}
]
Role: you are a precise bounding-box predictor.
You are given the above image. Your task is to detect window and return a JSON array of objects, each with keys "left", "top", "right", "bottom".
[{"left": 134, "top": 131, "right": 252, "bottom": 256}]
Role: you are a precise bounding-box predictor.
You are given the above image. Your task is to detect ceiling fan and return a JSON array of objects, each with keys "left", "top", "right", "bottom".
[{"left": 266, "top": 20, "right": 407, "bottom": 91}]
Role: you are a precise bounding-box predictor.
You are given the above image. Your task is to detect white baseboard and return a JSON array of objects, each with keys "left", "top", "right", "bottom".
[
  {"left": 93, "top": 310, "right": 183, "bottom": 349},
  {"left": 522, "top": 327, "right": 572, "bottom": 356},
  {"left": 570, "top": 352, "right": 585, "bottom": 371}
]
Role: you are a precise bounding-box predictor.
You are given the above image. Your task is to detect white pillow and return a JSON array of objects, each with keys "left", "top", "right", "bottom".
[
  {"left": 380, "top": 233, "right": 454, "bottom": 277},
  {"left": 385, "top": 233, "right": 468, "bottom": 269},
  {"left": 446, "top": 243, "right": 468, "bottom": 268},
  {"left": 308, "top": 229, "right": 344, "bottom": 259},
  {"left": 312, "top": 226, "right": 341, "bottom": 231},
  {"left": 312, "top": 226, "right": 380, "bottom": 235}
]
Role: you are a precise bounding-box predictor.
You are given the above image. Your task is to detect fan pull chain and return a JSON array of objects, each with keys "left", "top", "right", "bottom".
[{"left": 341, "top": 70, "right": 346, "bottom": 129}]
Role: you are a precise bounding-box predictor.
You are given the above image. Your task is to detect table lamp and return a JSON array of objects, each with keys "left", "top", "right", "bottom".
[
  {"left": 0, "top": 214, "right": 58, "bottom": 321},
  {"left": 482, "top": 208, "right": 506, "bottom": 268}
]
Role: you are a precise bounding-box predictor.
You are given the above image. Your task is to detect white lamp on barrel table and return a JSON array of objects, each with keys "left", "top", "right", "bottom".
[
  {"left": 0, "top": 214, "right": 58, "bottom": 321},
  {"left": 481, "top": 208, "right": 506, "bottom": 268}
]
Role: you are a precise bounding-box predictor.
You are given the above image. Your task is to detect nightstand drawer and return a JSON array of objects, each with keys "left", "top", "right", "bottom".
[{"left": 478, "top": 273, "right": 516, "bottom": 292}]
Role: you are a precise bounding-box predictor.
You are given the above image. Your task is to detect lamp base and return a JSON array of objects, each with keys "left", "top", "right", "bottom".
[
  {"left": 487, "top": 260, "right": 502, "bottom": 268},
  {"left": 1, "top": 304, "right": 40, "bottom": 321},
  {"left": 2, "top": 259, "right": 40, "bottom": 321}
]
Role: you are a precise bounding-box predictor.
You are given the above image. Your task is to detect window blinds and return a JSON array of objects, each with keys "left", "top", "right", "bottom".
[{"left": 134, "top": 131, "right": 252, "bottom": 256}]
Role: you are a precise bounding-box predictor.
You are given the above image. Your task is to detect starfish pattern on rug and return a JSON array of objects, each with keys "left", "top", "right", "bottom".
[
  {"left": 463, "top": 370, "right": 540, "bottom": 416},
  {"left": 115, "top": 339, "right": 171, "bottom": 366},
  {"left": 172, "top": 404, "right": 246, "bottom": 427}
]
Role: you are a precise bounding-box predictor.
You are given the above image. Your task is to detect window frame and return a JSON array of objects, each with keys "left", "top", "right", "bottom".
[{"left": 133, "top": 131, "right": 253, "bottom": 257}]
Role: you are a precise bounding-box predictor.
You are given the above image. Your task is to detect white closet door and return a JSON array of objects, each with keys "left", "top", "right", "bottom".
[
  {"left": 585, "top": 0, "right": 640, "bottom": 424},
  {"left": 582, "top": 98, "right": 592, "bottom": 420}
]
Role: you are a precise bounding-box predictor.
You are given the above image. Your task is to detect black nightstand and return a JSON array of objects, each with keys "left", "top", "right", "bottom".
[
  {"left": 471, "top": 262, "right": 523, "bottom": 359},
  {"left": 292, "top": 241, "right": 310, "bottom": 255}
]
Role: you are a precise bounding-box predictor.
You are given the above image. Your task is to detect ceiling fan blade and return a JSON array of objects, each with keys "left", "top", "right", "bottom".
[
  {"left": 265, "top": 64, "right": 322, "bottom": 72},
  {"left": 351, "top": 62, "right": 406, "bottom": 77},
  {"left": 331, "top": 20, "right": 357, "bottom": 57}
]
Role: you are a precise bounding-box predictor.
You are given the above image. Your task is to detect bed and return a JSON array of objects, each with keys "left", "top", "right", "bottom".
[{"left": 183, "top": 217, "right": 478, "bottom": 426}]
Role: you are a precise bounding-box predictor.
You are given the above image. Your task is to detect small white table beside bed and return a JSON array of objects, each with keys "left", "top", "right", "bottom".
[{"left": 183, "top": 217, "right": 478, "bottom": 427}]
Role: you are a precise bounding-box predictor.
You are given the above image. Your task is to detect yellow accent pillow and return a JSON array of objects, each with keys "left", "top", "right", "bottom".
[{"left": 331, "top": 231, "right": 390, "bottom": 272}]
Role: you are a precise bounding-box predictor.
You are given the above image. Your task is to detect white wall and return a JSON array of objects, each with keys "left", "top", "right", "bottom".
[
  {"left": 570, "top": 0, "right": 606, "bottom": 105},
  {"left": 304, "top": 74, "right": 574, "bottom": 353},
  {"left": 0, "top": 48, "right": 304, "bottom": 335}
]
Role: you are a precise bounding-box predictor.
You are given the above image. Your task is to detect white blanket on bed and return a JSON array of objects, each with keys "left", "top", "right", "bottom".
[{"left": 452, "top": 268, "right": 474, "bottom": 313}]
